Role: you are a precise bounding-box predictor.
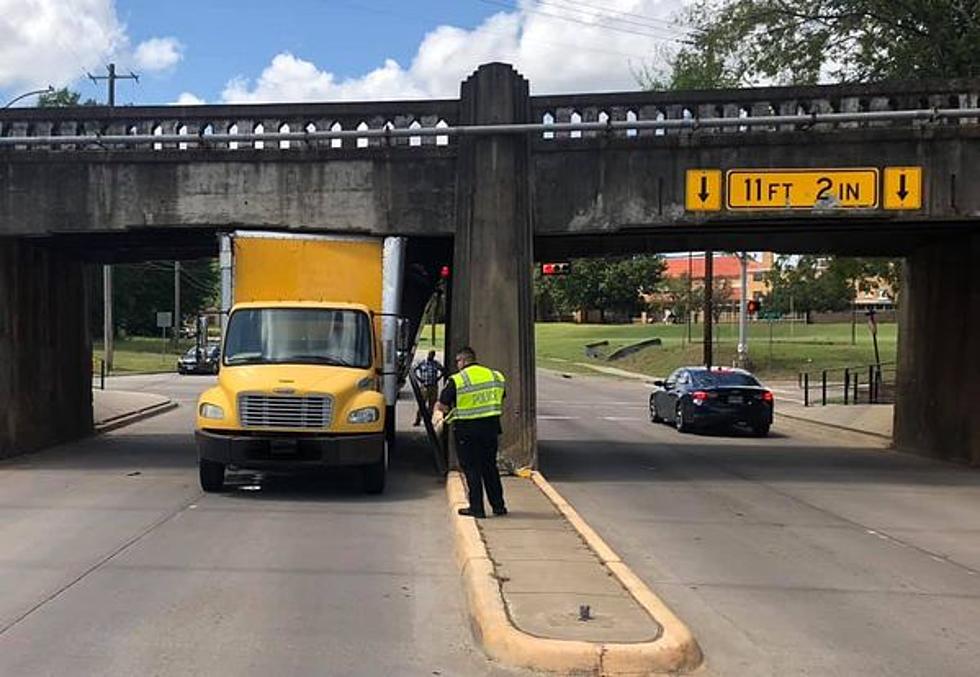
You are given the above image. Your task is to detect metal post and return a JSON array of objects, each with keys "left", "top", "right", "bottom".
[
  {"left": 103, "top": 265, "right": 113, "bottom": 372},
  {"left": 821, "top": 370, "right": 827, "bottom": 406},
  {"left": 804, "top": 373, "right": 809, "bottom": 407},
  {"left": 703, "top": 250, "right": 713, "bottom": 368},
  {"left": 844, "top": 368, "right": 850, "bottom": 404},
  {"left": 100, "top": 359, "right": 105, "bottom": 390},
  {"left": 686, "top": 250, "right": 693, "bottom": 344},
  {"left": 853, "top": 371, "right": 859, "bottom": 402},
  {"left": 737, "top": 252, "right": 749, "bottom": 367},
  {"left": 174, "top": 261, "right": 181, "bottom": 349},
  {"left": 868, "top": 365, "right": 874, "bottom": 403}
]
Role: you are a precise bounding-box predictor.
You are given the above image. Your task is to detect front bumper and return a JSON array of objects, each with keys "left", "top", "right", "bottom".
[{"left": 196, "top": 429, "right": 384, "bottom": 468}]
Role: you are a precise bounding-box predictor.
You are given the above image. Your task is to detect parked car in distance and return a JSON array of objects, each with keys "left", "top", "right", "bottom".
[
  {"left": 650, "top": 367, "right": 773, "bottom": 436},
  {"left": 177, "top": 345, "right": 220, "bottom": 375}
]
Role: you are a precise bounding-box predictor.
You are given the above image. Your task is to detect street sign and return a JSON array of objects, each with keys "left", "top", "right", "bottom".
[
  {"left": 685, "top": 169, "right": 721, "bottom": 211},
  {"left": 726, "top": 168, "right": 879, "bottom": 210},
  {"left": 883, "top": 166, "right": 922, "bottom": 210},
  {"left": 156, "top": 311, "right": 172, "bottom": 329}
]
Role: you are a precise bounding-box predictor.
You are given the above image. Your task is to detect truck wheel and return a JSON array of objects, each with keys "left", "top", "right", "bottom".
[
  {"left": 362, "top": 441, "right": 388, "bottom": 495},
  {"left": 199, "top": 459, "right": 226, "bottom": 492}
]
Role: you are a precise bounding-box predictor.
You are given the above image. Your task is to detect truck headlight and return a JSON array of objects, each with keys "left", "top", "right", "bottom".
[
  {"left": 199, "top": 403, "right": 225, "bottom": 420},
  {"left": 348, "top": 407, "right": 379, "bottom": 424}
]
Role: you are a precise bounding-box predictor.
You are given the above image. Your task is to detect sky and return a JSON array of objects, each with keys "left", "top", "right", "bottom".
[{"left": 0, "top": 0, "right": 691, "bottom": 107}]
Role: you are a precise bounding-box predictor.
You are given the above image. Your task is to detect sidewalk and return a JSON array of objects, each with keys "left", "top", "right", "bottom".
[
  {"left": 777, "top": 400, "right": 893, "bottom": 439},
  {"left": 92, "top": 389, "right": 176, "bottom": 431},
  {"left": 449, "top": 473, "right": 701, "bottom": 674}
]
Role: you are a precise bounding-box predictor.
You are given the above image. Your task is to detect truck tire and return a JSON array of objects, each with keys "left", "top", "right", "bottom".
[
  {"left": 362, "top": 441, "right": 388, "bottom": 495},
  {"left": 199, "top": 459, "right": 226, "bottom": 492}
]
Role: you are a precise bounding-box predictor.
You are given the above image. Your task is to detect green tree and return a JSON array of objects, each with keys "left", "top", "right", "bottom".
[
  {"left": 37, "top": 87, "right": 98, "bottom": 107},
  {"left": 93, "top": 260, "right": 219, "bottom": 337},
  {"left": 664, "top": 0, "right": 980, "bottom": 86},
  {"left": 536, "top": 255, "right": 665, "bottom": 321}
]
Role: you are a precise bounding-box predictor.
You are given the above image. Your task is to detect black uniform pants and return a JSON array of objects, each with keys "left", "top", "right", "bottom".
[{"left": 456, "top": 428, "right": 505, "bottom": 515}]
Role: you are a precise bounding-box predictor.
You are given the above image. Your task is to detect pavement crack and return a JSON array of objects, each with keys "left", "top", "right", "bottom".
[{"left": 0, "top": 491, "right": 203, "bottom": 638}]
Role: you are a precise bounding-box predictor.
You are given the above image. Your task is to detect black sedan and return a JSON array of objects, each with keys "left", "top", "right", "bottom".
[
  {"left": 649, "top": 367, "right": 773, "bottom": 436},
  {"left": 177, "top": 345, "right": 220, "bottom": 375}
]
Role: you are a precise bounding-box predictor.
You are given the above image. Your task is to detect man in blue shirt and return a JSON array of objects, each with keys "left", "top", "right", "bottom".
[{"left": 413, "top": 350, "right": 445, "bottom": 426}]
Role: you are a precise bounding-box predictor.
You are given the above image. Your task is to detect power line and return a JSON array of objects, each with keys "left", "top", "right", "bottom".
[
  {"left": 333, "top": 0, "right": 658, "bottom": 61},
  {"left": 528, "top": 0, "right": 698, "bottom": 35},
  {"left": 476, "top": 0, "right": 695, "bottom": 43}
]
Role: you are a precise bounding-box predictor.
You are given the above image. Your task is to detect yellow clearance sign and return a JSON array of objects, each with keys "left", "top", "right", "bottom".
[{"left": 726, "top": 168, "right": 879, "bottom": 210}]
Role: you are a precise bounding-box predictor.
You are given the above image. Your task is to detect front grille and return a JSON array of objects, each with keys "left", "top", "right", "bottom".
[{"left": 238, "top": 393, "right": 333, "bottom": 429}]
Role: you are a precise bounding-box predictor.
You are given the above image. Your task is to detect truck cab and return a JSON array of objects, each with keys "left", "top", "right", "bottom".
[{"left": 194, "top": 232, "right": 407, "bottom": 494}]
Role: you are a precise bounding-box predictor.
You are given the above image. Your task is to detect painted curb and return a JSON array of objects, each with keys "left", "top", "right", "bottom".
[
  {"left": 94, "top": 400, "right": 178, "bottom": 434},
  {"left": 448, "top": 471, "right": 703, "bottom": 674}
]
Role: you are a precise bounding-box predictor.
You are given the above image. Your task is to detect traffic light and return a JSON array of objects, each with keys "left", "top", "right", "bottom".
[
  {"left": 541, "top": 262, "right": 571, "bottom": 276},
  {"left": 747, "top": 299, "right": 761, "bottom": 314},
  {"left": 440, "top": 265, "right": 450, "bottom": 279}
]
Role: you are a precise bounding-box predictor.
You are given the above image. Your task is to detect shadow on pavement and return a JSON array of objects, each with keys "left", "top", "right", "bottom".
[{"left": 539, "top": 439, "right": 980, "bottom": 488}]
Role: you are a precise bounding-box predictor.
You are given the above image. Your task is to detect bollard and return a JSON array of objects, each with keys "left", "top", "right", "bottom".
[
  {"left": 803, "top": 373, "right": 809, "bottom": 407},
  {"left": 100, "top": 359, "right": 106, "bottom": 391},
  {"left": 844, "top": 368, "right": 849, "bottom": 405},
  {"left": 821, "top": 370, "right": 827, "bottom": 406},
  {"left": 868, "top": 365, "right": 874, "bottom": 403}
]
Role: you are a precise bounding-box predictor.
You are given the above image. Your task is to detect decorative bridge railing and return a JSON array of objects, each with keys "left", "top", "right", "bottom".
[{"left": 1, "top": 79, "right": 978, "bottom": 152}]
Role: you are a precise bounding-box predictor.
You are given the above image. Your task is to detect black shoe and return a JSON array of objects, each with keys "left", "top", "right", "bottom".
[
  {"left": 492, "top": 507, "right": 508, "bottom": 516},
  {"left": 458, "top": 508, "right": 486, "bottom": 518}
]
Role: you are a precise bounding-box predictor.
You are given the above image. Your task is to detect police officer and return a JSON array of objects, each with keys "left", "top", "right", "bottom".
[{"left": 435, "top": 346, "right": 507, "bottom": 518}]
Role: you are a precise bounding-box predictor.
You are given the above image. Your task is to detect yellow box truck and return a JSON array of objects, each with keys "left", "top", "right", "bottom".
[{"left": 195, "top": 231, "right": 407, "bottom": 494}]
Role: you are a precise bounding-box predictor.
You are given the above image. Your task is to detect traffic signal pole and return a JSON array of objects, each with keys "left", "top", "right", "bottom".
[
  {"left": 703, "top": 251, "right": 713, "bottom": 368},
  {"left": 737, "top": 252, "right": 749, "bottom": 367}
]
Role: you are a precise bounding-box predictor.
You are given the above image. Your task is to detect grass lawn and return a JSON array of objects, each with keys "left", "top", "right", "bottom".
[
  {"left": 94, "top": 337, "right": 197, "bottom": 375},
  {"left": 101, "top": 321, "right": 895, "bottom": 381},
  {"left": 418, "top": 321, "right": 896, "bottom": 382}
]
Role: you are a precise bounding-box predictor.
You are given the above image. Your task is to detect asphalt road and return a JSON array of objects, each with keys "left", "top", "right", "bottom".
[
  {"left": 7, "top": 371, "right": 980, "bottom": 676},
  {"left": 0, "top": 373, "right": 524, "bottom": 677},
  {"left": 537, "top": 369, "right": 980, "bottom": 677}
]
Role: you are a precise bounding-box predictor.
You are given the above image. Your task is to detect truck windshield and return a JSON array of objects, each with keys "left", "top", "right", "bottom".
[{"left": 223, "top": 308, "right": 372, "bottom": 368}]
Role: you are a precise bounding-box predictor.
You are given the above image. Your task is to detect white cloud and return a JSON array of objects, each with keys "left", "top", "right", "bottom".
[
  {"left": 223, "top": 0, "right": 688, "bottom": 102},
  {"left": 134, "top": 37, "right": 184, "bottom": 72},
  {"left": 0, "top": 0, "right": 126, "bottom": 91},
  {"left": 174, "top": 91, "right": 205, "bottom": 106}
]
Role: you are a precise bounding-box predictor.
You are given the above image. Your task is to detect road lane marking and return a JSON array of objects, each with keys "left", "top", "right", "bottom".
[{"left": 538, "top": 415, "right": 579, "bottom": 421}]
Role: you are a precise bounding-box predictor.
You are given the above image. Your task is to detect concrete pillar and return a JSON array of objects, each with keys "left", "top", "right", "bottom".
[
  {"left": 0, "top": 238, "right": 93, "bottom": 458},
  {"left": 894, "top": 231, "right": 980, "bottom": 465},
  {"left": 449, "top": 63, "right": 537, "bottom": 469}
]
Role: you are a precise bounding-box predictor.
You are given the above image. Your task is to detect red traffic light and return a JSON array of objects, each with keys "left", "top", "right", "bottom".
[
  {"left": 440, "top": 265, "right": 450, "bottom": 279},
  {"left": 541, "top": 262, "right": 570, "bottom": 276}
]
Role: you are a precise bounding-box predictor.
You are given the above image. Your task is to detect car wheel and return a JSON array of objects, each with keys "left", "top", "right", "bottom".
[
  {"left": 753, "top": 423, "right": 770, "bottom": 437},
  {"left": 675, "top": 402, "right": 689, "bottom": 433},
  {"left": 362, "top": 440, "right": 388, "bottom": 495},
  {"left": 649, "top": 398, "right": 662, "bottom": 423},
  {"left": 199, "top": 459, "right": 226, "bottom": 492}
]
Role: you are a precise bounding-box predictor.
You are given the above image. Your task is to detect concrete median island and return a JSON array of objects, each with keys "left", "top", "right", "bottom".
[{"left": 448, "top": 471, "right": 702, "bottom": 674}]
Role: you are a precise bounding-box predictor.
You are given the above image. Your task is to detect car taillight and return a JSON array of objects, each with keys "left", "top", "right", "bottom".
[
  {"left": 692, "top": 390, "right": 709, "bottom": 404},
  {"left": 762, "top": 391, "right": 774, "bottom": 403}
]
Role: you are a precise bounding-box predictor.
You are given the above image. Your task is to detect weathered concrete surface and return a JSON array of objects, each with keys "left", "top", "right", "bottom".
[
  {"left": 896, "top": 232, "right": 980, "bottom": 465},
  {"left": 0, "top": 153, "right": 457, "bottom": 237},
  {"left": 0, "top": 239, "right": 91, "bottom": 457},
  {"left": 448, "top": 64, "right": 537, "bottom": 468}
]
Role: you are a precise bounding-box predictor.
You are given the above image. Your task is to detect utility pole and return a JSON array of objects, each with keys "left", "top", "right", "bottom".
[
  {"left": 737, "top": 252, "right": 749, "bottom": 367},
  {"left": 89, "top": 63, "right": 138, "bottom": 374},
  {"left": 87, "top": 63, "right": 139, "bottom": 107},
  {"left": 103, "top": 266, "right": 113, "bottom": 371},
  {"left": 174, "top": 261, "right": 181, "bottom": 349},
  {"left": 703, "top": 250, "right": 714, "bottom": 368}
]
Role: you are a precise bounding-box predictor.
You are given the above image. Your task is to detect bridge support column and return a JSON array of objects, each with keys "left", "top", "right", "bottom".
[
  {"left": 895, "top": 232, "right": 980, "bottom": 465},
  {"left": 449, "top": 63, "right": 537, "bottom": 469},
  {"left": 0, "top": 239, "right": 92, "bottom": 458}
]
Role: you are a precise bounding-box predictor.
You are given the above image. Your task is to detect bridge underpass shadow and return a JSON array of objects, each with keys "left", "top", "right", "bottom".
[
  {"left": 216, "top": 429, "right": 445, "bottom": 505},
  {"left": 538, "top": 439, "right": 980, "bottom": 488}
]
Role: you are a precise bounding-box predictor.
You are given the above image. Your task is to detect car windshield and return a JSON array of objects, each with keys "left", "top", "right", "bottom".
[
  {"left": 692, "top": 371, "right": 760, "bottom": 387},
  {"left": 223, "top": 308, "right": 372, "bottom": 368}
]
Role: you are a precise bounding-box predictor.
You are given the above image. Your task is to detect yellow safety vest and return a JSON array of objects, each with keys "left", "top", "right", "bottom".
[{"left": 449, "top": 364, "right": 506, "bottom": 421}]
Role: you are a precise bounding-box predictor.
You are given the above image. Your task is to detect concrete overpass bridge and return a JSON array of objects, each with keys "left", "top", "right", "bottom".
[{"left": 2, "top": 63, "right": 978, "bottom": 466}]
